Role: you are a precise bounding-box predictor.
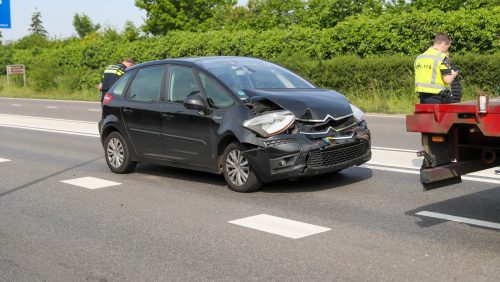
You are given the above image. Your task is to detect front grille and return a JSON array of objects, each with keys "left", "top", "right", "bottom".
[
  {"left": 307, "top": 141, "right": 369, "bottom": 168},
  {"left": 298, "top": 116, "right": 357, "bottom": 136}
]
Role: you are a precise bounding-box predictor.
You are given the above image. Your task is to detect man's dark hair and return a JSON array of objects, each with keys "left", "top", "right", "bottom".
[
  {"left": 123, "top": 58, "right": 135, "bottom": 64},
  {"left": 434, "top": 33, "right": 452, "bottom": 45}
]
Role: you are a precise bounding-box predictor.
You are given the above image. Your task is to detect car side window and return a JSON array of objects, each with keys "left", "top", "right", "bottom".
[
  {"left": 167, "top": 65, "right": 200, "bottom": 103},
  {"left": 109, "top": 71, "right": 133, "bottom": 97},
  {"left": 199, "top": 72, "right": 235, "bottom": 109},
  {"left": 128, "top": 65, "right": 164, "bottom": 102}
]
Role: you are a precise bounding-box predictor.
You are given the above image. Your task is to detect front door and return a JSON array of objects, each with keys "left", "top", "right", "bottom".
[{"left": 161, "top": 66, "right": 237, "bottom": 168}]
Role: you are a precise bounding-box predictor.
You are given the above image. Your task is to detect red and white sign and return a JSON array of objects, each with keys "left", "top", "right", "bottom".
[{"left": 6, "top": 64, "right": 25, "bottom": 75}]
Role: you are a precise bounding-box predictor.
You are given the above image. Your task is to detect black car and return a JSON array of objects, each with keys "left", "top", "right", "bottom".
[{"left": 99, "top": 56, "right": 371, "bottom": 192}]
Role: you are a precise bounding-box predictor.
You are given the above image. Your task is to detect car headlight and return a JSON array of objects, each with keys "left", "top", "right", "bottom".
[
  {"left": 350, "top": 104, "right": 365, "bottom": 122},
  {"left": 243, "top": 110, "right": 295, "bottom": 137}
]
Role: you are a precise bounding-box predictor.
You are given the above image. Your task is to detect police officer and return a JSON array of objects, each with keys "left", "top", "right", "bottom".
[
  {"left": 98, "top": 58, "right": 135, "bottom": 102},
  {"left": 414, "top": 33, "right": 459, "bottom": 104}
]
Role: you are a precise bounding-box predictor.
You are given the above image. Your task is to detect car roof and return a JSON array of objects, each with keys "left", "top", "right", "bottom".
[{"left": 126, "top": 56, "right": 265, "bottom": 72}]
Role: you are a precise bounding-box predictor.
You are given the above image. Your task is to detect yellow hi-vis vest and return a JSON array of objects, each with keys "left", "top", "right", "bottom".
[{"left": 414, "top": 47, "right": 450, "bottom": 94}]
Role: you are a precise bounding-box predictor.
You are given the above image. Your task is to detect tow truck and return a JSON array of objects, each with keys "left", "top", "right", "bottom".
[{"left": 406, "top": 94, "right": 500, "bottom": 189}]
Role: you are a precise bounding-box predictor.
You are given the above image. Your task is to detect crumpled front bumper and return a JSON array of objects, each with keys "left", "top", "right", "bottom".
[{"left": 243, "top": 129, "right": 371, "bottom": 183}]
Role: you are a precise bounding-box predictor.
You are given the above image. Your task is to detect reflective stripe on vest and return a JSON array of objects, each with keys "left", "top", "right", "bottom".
[
  {"left": 104, "top": 69, "right": 125, "bottom": 76},
  {"left": 415, "top": 48, "right": 449, "bottom": 94}
]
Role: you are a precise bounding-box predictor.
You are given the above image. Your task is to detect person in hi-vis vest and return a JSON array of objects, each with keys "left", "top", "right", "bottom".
[{"left": 414, "top": 33, "right": 459, "bottom": 104}]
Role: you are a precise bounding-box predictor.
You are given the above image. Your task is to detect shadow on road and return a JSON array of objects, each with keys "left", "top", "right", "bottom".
[
  {"left": 262, "top": 166, "right": 373, "bottom": 193},
  {"left": 134, "top": 163, "right": 373, "bottom": 193},
  {"left": 0, "top": 156, "right": 102, "bottom": 199},
  {"left": 406, "top": 186, "right": 500, "bottom": 230},
  {"left": 134, "top": 163, "right": 227, "bottom": 187}
]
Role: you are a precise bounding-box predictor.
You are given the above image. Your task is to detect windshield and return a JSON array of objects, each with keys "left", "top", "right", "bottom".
[{"left": 198, "top": 58, "right": 315, "bottom": 93}]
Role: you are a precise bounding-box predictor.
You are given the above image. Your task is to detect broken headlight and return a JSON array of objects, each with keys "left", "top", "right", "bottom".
[
  {"left": 349, "top": 104, "right": 365, "bottom": 123},
  {"left": 243, "top": 110, "right": 295, "bottom": 137}
]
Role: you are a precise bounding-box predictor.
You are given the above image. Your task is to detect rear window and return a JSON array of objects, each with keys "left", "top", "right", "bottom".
[{"left": 109, "top": 72, "right": 133, "bottom": 96}]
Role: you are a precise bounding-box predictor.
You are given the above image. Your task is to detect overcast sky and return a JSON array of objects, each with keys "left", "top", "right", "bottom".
[{"left": 0, "top": 0, "right": 247, "bottom": 42}]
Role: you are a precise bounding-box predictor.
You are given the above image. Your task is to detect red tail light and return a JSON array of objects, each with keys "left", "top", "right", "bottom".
[{"left": 102, "top": 93, "right": 113, "bottom": 105}]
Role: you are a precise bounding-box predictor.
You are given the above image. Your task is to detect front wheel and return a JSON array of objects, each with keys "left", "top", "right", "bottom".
[
  {"left": 104, "top": 131, "right": 137, "bottom": 174},
  {"left": 222, "top": 142, "right": 262, "bottom": 192}
]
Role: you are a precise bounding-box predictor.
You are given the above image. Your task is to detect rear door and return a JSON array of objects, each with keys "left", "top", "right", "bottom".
[{"left": 121, "top": 65, "right": 166, "bottom": 158}]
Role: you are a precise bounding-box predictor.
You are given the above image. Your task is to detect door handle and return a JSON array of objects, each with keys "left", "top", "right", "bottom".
[
  {"left": 122, "top": 108, "right": 133, "bottom": 114},
  {"left": 161, "top": 113, "right": 174, "bottom": 118}
]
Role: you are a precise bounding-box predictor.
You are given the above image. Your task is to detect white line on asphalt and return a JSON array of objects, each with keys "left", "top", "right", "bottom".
[
  {"left": 46, "top": 106, "right": 59, "bottom": 109},
  {"left": 365, "top": 113, "right": 405, "bottom": 119},
  {"left": 0, "top": 158, "right": 11, "bottom": 163},
  {"left": 0, "top": 114, "right": 99, "bottom": 137},
  {"left": 12, "top": 104, "right": 22, "bottom": 107},
  {"left": 61, "top": 177, "right": 121, "bottom": 189},
  {"left": 88, "top": 109, "right": 100, "bottom": 112},
  {"left": 0, "top": 97, "right": 99, "bottom": 104},
  {"left": 372, "top": 146, "right": 418, "bottom": 153},
  {"left": 2, "top": 113, "right": 500, "bottom": 185},
  {"left": 229, "top": 214, "right": 331, "bottom": 239},
  {"left": 416, "top": 211, "right": 500, "bottom": 230},
  {"left": 0, "top": 124, "right": 99, "bottom": 137},
  {"left": 364, "top": 164, "right": 500, "bottom": 185}
]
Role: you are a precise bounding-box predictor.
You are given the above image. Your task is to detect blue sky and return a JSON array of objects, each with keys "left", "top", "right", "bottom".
[{"left": 1, "top": 0, "right": 247, "bottom": 42}]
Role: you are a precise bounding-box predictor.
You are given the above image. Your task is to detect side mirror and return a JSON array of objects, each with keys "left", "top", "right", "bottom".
[{"left": 184, "top": 95, "right": 209, "bottom": 113}]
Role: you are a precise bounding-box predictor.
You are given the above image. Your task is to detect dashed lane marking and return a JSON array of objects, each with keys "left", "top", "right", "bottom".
[
  {"left": 0, "top": 158, "right": 11, "bottom": 163},
  {"left": 229, "top": 214, "right": 331, "bottom": 239},
  {"left": 46, "top": 106, "right": 59, "bottom": 109},
  {"left": 12, "top": 104, "right": 22, "bottom": 107},
  {"left": 88, "top": 109, "right": 100, "bottom": 112},
  {"left": 416, "top": 211, "right": 500, "bottom": 230},
  {"left": 61, "top": 177, "right": 121, "bottom": 190}
]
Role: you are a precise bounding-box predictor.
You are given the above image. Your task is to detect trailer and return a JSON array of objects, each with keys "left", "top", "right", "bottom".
[{"left": 406, "top": 96, "right": 500, "bottom": 189}]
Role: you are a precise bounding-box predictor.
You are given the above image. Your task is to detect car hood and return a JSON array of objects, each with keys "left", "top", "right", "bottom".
[{"left": 243, "top": 89, "right": 353, "bottom": 121}]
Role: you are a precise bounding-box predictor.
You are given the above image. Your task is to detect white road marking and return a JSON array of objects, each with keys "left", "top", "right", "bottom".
[
  {"left": 365, "top": 113, "right": 405, "bottom": 119},
  {"left": 88, "top": 108, "right": 100, "bottom": 112},
  {"left": 12, "top": 104, "right": 22, "bottom": 107},
  {"left": 416, "top": 211, "right": 500, "bottom": 230},
  {"left": 46, "top": 106, "right": 59, "bottom": 109},
  {"left": 61, "top": 177, "right": 121, "bottom": 189},
  {"left": 0, "top": 114, "right": 99, "bottom": 137},
  {"left": 0, "top": 158, "right": 11, "bottom": 163},
  {"left": 372, "top": 146, "right": 418, "bottom": 153},
  {"left": 1, "top": 113, "right": 499, "bottom": 184},
  {"left": 0, "top": 97, "right": 99, "bottom": 104},
  {"left": 229, "top": 214, "right": 331, "bottom": 239}
]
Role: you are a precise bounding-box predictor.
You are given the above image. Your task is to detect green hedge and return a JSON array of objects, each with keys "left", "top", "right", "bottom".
[{"left": 0, "top": 6, "right": 498, "bottom": 100}]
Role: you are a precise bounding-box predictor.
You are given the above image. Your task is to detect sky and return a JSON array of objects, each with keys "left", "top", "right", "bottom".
[{"left": 0, "top": 0, "right": 248, "bottom": 42}]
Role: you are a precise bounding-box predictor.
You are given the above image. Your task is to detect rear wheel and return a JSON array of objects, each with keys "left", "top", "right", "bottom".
[
  {"left": 222, "top": 142, "right": 262, "bottom": 192},
  {"left": 104, "top": 131, "right": 137, "bottom": 174}
]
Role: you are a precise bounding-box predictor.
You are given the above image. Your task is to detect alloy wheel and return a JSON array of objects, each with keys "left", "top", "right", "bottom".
[
  {"left": 107, "top": 137, "right": 124, "bottom": 168},
  {"left": 225, "top": 149, "right": 249, "bottom": 186}
]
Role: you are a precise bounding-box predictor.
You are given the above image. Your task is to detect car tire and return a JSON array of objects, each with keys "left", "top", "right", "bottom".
[
  {"left": 222, "top": 142, "right": 262, "bottom": 192},
  {"left": 104, "top": 131, "right": 137, "bottom": 174}
]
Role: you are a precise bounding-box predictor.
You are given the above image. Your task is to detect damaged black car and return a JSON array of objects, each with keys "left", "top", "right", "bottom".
[{"left": 99, "top": 56, "right": 371, "bottom": 192}]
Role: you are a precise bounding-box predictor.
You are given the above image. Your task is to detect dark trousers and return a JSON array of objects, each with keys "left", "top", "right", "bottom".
[{"left": 419, "top": 93, "right": 443, "bottom": 104}]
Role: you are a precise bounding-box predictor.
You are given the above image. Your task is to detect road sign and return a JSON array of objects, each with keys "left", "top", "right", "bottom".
[
  {"left": 6, "top": 64, "right": 26, "bottom": 87},
  {"left": 7, "top": 64, "right": 25, "bottom": 75},
  {"left": 0, "top": 0, "right": 11, "bottom": 29}
]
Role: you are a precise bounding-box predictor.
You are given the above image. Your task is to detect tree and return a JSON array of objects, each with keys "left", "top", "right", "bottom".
[
  {"left": 303, "top": 0, "right": 383, "bottom": 28},
  {"left": 135, "top": 0, "right": 236, "bottom": 35},
  {"left": 123, "top": 20, "right": 140, "bottom": 41},
  {"left": 29, "top": 8, "right": 48, "bottom": 37},
  {"left": 245, "top": 0, "right": 305, "bottom": 30},
  {"left": 73, "top": 13, "right": 101, "bottom": 38}
]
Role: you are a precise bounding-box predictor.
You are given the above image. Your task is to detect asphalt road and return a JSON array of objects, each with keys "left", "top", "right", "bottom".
[{"left": 0, "top": 97, "right": 499, "bottom": 281}]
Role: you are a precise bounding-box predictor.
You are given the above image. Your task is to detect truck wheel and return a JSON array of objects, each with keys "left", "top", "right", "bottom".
[
  {"left": 104, "top": 131, "right": 137, "bottom": 174},
  {"left": 222, "top": 142, "right": 262, "bottom": 192}
]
